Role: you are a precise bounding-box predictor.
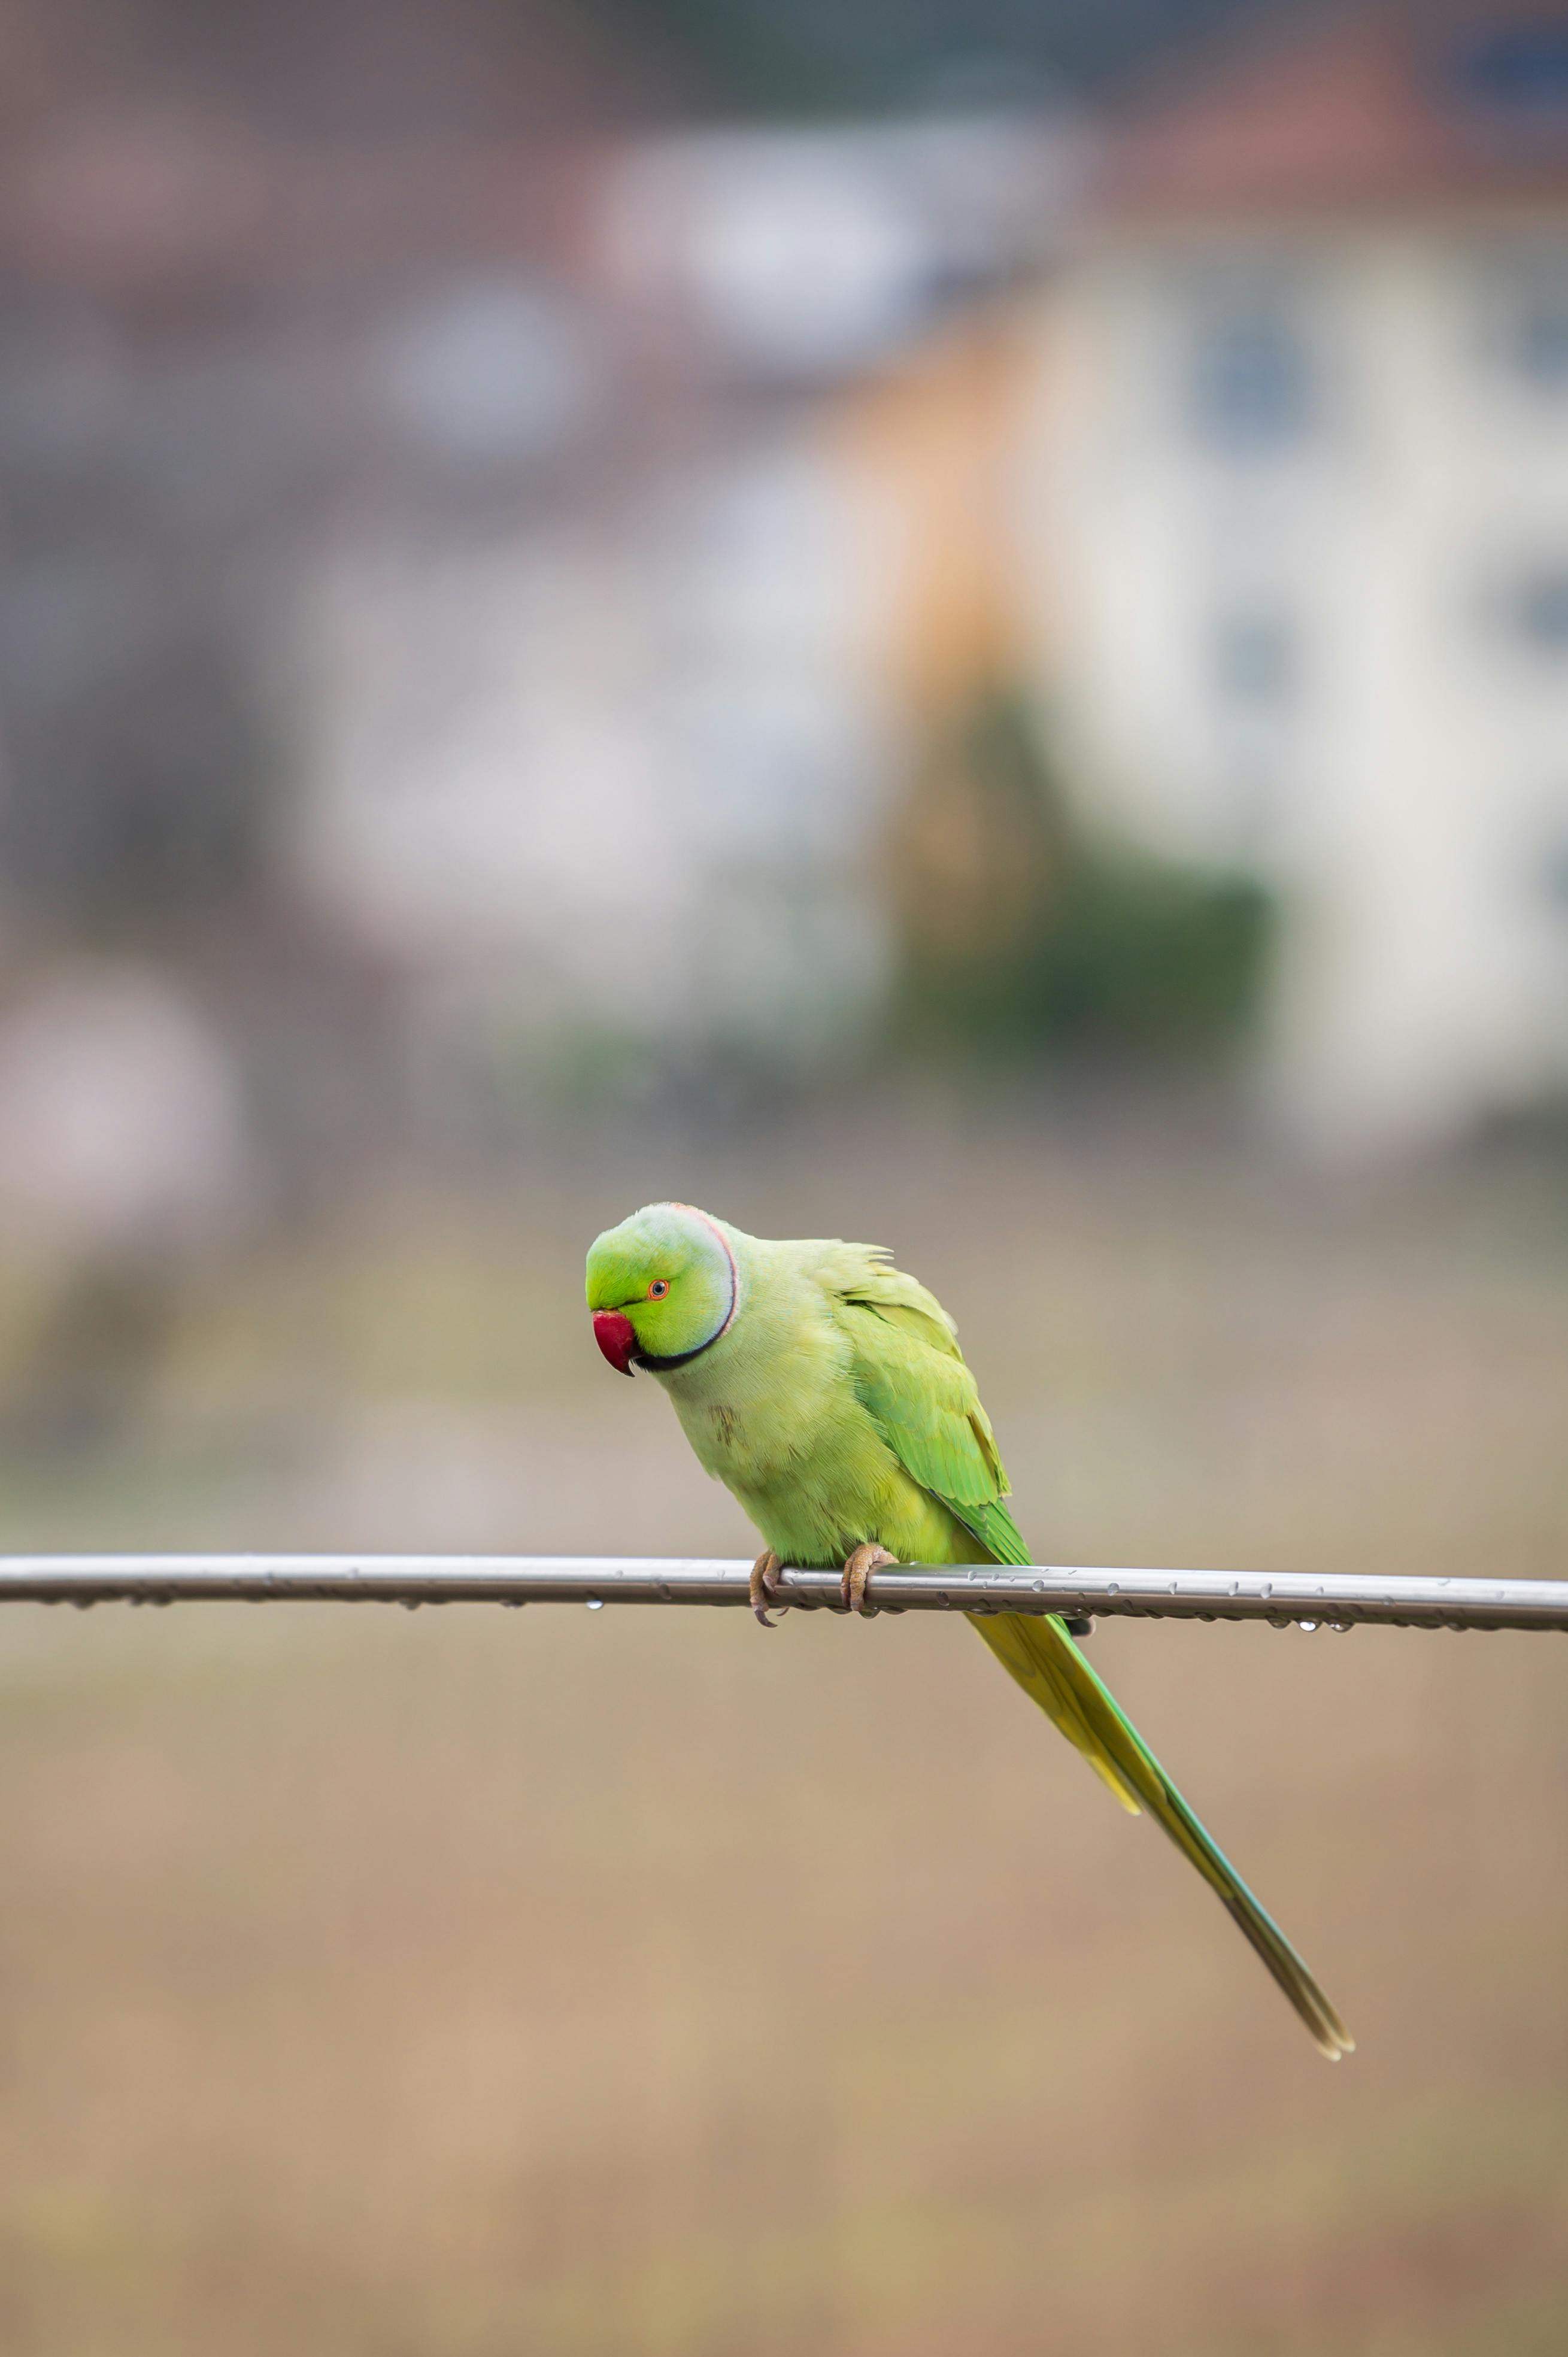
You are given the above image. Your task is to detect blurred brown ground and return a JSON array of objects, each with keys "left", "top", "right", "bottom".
[{"left": 0, "top": 1114, "right": 1564, "bottom": 2356}]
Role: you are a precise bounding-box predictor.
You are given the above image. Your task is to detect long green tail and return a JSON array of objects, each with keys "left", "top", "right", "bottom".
[{"left": 970, "top": 1609, "right": 1353, "bottom": 2060}]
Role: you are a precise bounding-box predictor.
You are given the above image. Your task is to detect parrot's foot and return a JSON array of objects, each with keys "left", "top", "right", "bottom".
[
  {"left": 750, "top": 1549, "right": 785, "bottom": 1627},
  {"left": 841, "top": 1542, "right": 896, "bottom": 1615}
]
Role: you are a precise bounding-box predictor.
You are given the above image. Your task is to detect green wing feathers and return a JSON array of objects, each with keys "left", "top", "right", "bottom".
[
  {"left": 824, "top": 1243, "right": 1353, "bottom": 2061},
  {"left": 825, "top": 1245, "right": 1011, "bottom": 1515}
]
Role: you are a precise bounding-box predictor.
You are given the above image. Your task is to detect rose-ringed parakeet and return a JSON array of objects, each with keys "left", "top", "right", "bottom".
[{"left": 586, "top": 1200, "right": 1351, "bottom": 2059}]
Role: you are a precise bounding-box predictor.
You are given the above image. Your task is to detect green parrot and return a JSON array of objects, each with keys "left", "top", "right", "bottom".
[{"left": 586, "top": 1199, "right": 1351, "bottom": 2059}]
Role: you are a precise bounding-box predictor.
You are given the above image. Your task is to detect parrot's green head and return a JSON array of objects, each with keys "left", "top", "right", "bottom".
[{"left": 585, "top": 1202, "right": 739, "bottom": 1376}]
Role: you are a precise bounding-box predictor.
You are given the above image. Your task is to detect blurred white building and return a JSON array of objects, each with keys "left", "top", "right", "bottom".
[
  {"left": 289, "top": 111, "right": 1087, "bottom": 1095},
  {"left": 1026, "top": 4, "right": 1568, "bottom": 1152},
  {"left": 604, "top": 114, "right": 1085, "bottom": 380}
]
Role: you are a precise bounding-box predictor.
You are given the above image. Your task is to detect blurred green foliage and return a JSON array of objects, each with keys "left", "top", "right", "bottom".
[
  {"left": 888, "top": 688, "right": 1273, "bottom": 1064},
  {"left": 612, "top": 0, "right": 1281, "bottom": 113}
]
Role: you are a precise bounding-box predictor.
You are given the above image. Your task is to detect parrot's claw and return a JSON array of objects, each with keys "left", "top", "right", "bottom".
[
  {"left": 841, "top": 1542, "right": 896, "bottom": 1615},
  {"left": 750, "top": 1549, "right": 785, "bottom": 1627}
]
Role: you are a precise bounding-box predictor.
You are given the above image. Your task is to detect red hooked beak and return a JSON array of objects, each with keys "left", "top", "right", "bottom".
[{"left": 592, "top": 1309, "right": 639, "bottom": 1376}]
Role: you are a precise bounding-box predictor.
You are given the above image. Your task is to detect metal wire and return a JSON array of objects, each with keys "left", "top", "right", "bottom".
[{"left": 0, "top": 1555, "right": 1563, "bottom": 1629}]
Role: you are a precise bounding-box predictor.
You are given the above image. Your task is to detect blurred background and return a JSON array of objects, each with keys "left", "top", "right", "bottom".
[{"left": 0, "top": 0, "right": 1565, "bottom": 2349}]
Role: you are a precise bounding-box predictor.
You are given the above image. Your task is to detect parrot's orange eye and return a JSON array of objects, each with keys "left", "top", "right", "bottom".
[{"left": 648, "top": 1279, "right": 670, "bottom": 1299}]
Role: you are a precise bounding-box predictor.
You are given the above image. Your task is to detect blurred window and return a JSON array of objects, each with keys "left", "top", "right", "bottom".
[
  {"left": 1211, "top": 609, "right": 1297, "bottom": 705},
  {"left": 1503, "top": 566, "right": 1568, "bottom": 657},
  {"left": 1496, "top": 257, "right": 1568, "bottom": 390},
  {"left": 1541, "top": 830, "right": 1568, "bottom": 909},
  {"left": 1187, "top": 302, "right": 1313, "bottom": 454},
  {"left": 1452, "top": 26, "right": 1568, "bottom": 126}
]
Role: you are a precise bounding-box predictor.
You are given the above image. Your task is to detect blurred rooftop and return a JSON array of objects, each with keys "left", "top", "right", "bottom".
[{"left": 1104, "top": 1, "right": 1568, "bottom": 222}]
